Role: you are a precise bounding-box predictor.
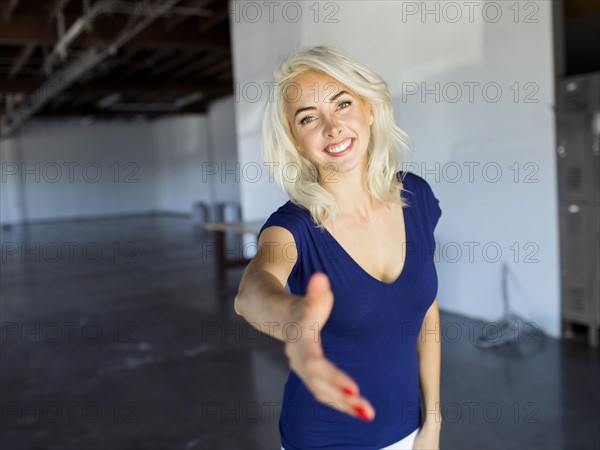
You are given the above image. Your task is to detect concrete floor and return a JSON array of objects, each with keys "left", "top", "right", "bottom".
[{"left": 1, "top": 215, "right": 598, "bottom": 450}]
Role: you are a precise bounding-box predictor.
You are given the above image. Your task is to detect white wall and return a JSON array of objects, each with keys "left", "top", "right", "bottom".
[
  {"left": 152, "top": 97, "right": 241, "bottom": 216},
  {"left": 230, "top": 1, "right": 560, "bottom": 337},
  {"left": 153, "top": 115, "right": 210, "bottom": 214},
  {"left": 0, "top": 95, "right": 240, "bottom": 224},
  {"left": 230, "top": 9, "right": 302, "bottom": 222},
  {"left": 1, "top": 119, "right": 158, "bottom": 223},
  {"left": 1, "top": 137, "right": 22, "bottom": 225},
  {"left": 207, "top": 96, "right": 243, "bottom": 205}
]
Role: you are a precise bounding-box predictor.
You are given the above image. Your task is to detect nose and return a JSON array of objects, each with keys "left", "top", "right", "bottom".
[{"left": 323, "top": 115, "right": 342, "bottom": 138}]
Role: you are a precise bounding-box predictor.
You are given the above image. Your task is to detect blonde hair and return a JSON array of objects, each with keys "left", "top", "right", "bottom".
[{"left": 261, "top": 45, "right": 413, "bottom": 230}]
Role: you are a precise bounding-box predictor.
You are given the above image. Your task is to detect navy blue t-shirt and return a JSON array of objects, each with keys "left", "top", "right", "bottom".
[{"left": 257, "top": 170, "right": 442, "bottom": 450}]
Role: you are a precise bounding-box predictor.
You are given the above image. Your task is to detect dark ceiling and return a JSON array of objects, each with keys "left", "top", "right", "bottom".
[
  {"left": 563, "top": 0, "right": 600, "bottom": 76},
  {"left": 0, "top": 0, "right": 233, "bottom": 136},
  {"left": 564, "top": 0, "right": 600, "bottom": 17},
  {"left": 3, "top": 0, "right": 596, "bottom": 136}
]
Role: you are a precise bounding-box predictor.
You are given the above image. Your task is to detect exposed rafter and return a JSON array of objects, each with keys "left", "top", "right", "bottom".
[
  {"left": 1, "top": 0, "right": 21, "bottom": 23},
  {"left": 119, "top": 49, "right": 172, "bottom": 78},
  {"left": 46, "top": 0, "right": 71, "bottom": 24},
  {"left": 565, "top": 0, "right": 600, "bottom": 18},
  {"left": 0, "top": 79, "right": 232, "bottom": 96},
  {"left": 146, "top": 49, "right": 203, "bottom": 77},
  {"left": 8, "top": 43, "right": 36, "bottom": 79},
  {"left": 171, "top": 50, "right": 226, "bottom": 79},
  {"left": 0, "top": 0, "right": 233, "bottom": 134},
  {"left": 0, "top": 9, "right": 230, "bottom": 50},
  {"left": 198, "top": 0, "right": 228, "bottom": 32},
  {"left": 165, "top": 0, "right": 214, "bottom": 30}
]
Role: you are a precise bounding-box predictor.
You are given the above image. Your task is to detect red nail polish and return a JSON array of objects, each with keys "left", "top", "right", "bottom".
[
  {"left": 354, "top": 405, "right": 371, "bottom": 421},
  {"left": 341, "top": 386, "right": 355, "bottom": 396}
]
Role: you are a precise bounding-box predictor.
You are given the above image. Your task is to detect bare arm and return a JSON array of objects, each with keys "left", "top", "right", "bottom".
[
  {"left": 234, "top": 225, "right": 376, "bottom": 421},
  {"left": 416, "top": 255, "right": 442, "bottom": 430},
  {"left": 417, "top": 297, "right": 442, "bottom": 428},
  {"left": 234, "top": 226, "right": 302, "bottom": 343}
]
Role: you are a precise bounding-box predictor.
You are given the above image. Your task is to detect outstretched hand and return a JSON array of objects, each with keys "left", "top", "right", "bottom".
[{"left": 284, "top": 272, "right": 376, "bottom": 422}]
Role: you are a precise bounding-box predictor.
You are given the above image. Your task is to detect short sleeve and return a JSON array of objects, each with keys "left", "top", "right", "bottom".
[
  {"left": 426, "top": 184, "right": 442, "bottom": 233},
  {"left": 257, "top": 205, "right": 303, "bottom": 282},
  {"left": 258, "top": 210, "right": 301, "bottom": 249},
  {"left": 406, "top": 172, "right": 442, "bottom": 234}
]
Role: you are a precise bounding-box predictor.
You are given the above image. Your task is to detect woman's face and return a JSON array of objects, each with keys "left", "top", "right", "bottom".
[{"left": 284, "top": 70, "right": 374, "bottom": 176}]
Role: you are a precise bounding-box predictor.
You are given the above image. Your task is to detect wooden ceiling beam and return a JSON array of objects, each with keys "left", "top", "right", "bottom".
[
  {"left": 123, "top": 21, "right": 230, "bottom": 50},
  {"left": 196, "top": 57, "right": 230, "bottom": 77},
  {"left": 1, "top": 0, "right": 21, "bottom": 23},
  {"left": 0, "top": 78, "right": 41, "bottom": 92},
  {"left": 70, "top": 80, "right": 233, "bottom": 96},
  {"left": 119, "top": 49, "right": 171, "bottom": 78},
  {"left": 0, "top": 2, "right": 232, "bottom": 128},
  {"left": 8, "top": 43, "right": 36, "bottom": 79},
  {"left": 146, "top": 49, "right": 203, "bottom": 77},
  {"left": 0, "top": 12, "right": 230, "bottom": 50},
  {"left": 164, "top": 0, "right": 215, "bottom": 30},
  {"left": 170, "top": 50, "right": 225, "bottom": 78},
  {"left": 37, "top": 104, "right": 210, "bottom": 117},
  {"left": 48, "top": 93, "right": 72, "bottom": 109},
  {"left": 0, "top": 78, "right": 232, "bottom": 96},
  {"left": 46, "top": 0, "right": 72, "bottom": 23},
  {"left": 565, "top": 0, "right": 600, "bottom": 18},
  {"left": 0, "top": 13, "right": 56, "bottom": 44},
  {"left": 69, "top": 92, "right": 94, "bottom": 109},
  {"left": 94, "top": 48, "right": 141, "bottom": 75},
  {"left": 199, "top": 0, "right": 228, "bottom": 32}
]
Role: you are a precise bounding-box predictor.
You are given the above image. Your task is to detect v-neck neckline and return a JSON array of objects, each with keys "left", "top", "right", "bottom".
[{"left": 322, "top": 191, "right": 411, "bottom": 288}]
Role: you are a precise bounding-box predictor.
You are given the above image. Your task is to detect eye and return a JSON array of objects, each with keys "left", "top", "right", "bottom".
[
  {"left": 299, "top": 115, "right": 315, "bottom": 125},
  {"left": 299, "top": 101, "right": 352, "bottom": 126}
]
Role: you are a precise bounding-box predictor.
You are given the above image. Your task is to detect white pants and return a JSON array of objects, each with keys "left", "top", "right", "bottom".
[{"left": 281, "top": 426, "right": 419, "bottom": 450}]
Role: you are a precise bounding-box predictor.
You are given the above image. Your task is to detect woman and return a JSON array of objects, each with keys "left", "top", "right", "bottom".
[{"left": 234, "top": 45, "right": 442, "bottom": 450}]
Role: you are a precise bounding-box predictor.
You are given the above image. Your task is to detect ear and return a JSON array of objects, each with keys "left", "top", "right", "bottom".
[{"left": 369, "top": 108, "right": 374, "bottom": 126}]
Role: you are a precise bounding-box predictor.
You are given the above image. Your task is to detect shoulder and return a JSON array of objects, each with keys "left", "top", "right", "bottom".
[
  {"left": 398, "top": 170, "right": 442, "bottom": 231},
  {"left": 398, "top": 170, "right": 438, "bottom": 199},
  {"left": 398, "top": 170, "right": 430, "bottom": 191},
  {"left": 268, "top": 200, "right": 311, "bottom": 223},
  {"left": 258, "top": 200, "right": 311, "bottom": 240}
]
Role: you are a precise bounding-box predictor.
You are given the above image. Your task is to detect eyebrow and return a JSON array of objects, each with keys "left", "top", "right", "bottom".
[{"left": 294, "top": 90, "right": 350, "bottom": 118}]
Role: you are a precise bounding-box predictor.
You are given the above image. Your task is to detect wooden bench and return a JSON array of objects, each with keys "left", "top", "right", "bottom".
[{"left": 203, "top": 220, "right": 265, "bottom": 283}]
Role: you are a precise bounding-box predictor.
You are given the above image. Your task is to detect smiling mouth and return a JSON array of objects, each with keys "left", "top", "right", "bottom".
[{"left": 323, "top": 138, "right": 354, "bottom": 155}]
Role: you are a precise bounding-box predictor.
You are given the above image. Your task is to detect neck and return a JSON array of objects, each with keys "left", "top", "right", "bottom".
[{"left": 318, "top": 160, "right": 381, "bottom": 221}]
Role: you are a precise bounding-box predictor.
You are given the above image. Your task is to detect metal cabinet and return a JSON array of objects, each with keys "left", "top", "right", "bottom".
[{"left": 556, "top": 72, "right": 600, "bottom": 347}]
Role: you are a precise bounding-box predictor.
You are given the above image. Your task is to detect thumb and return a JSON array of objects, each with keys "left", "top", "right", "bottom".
[{"left": 305, "top": 272, "right": 334, "bottom": 316}]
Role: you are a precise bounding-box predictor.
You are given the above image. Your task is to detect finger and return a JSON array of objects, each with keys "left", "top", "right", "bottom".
[
  {"left": 311, "top": 375, "right": 375, "bottom": 420},
  {"left": 311, "top": 376, "right": 376, "bottom": 421},
  {"left": 308, "top": 358, "right": 375, "bottom": 420}
]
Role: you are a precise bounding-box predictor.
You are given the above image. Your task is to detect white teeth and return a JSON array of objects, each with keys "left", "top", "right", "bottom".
[{"left": 325, "top": 138, "right": 352, "bottom": 153}]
